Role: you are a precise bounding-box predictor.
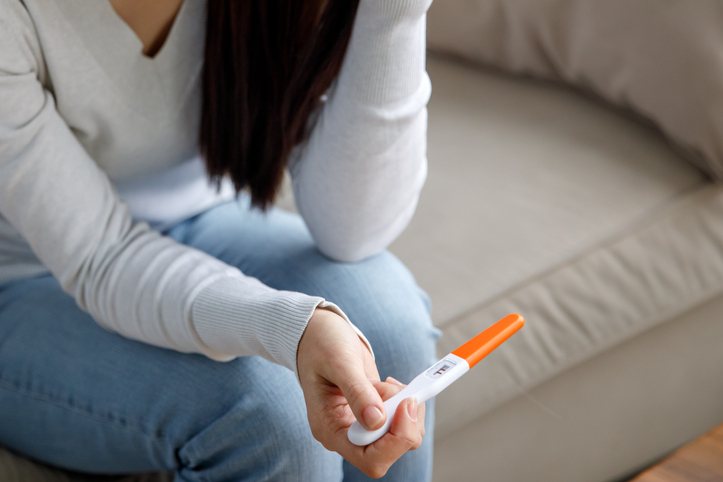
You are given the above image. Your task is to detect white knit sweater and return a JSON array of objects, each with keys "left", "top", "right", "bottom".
[{"left": 0, "top": 0, "right": 431, "bottom": 375}]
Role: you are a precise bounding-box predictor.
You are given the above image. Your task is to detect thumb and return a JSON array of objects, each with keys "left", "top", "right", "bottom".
[{"left": 337, "top": 366, "right": 386, "bottom": 431}]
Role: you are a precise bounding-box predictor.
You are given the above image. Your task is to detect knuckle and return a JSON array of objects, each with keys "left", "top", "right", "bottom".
[
  {"left": 310, "top": 427, "right": 333, "bottom": 450},
  {"left": 320, "top": 439, "right": 335, "bottom": 452},
  {"left": 404, "top": 437, "right": 421, "bottom": 450},
  {"left": 309, "top": 425, "right": 323, "bottom": 442},
  {"left": 410, "top": 437, "right": 423, "bottom": 451},
  {"left": 309, "top": 422, "right": 332, "bottom": 447},
  {"left": 344, "top": 380, "right": 371, "bottom": 407},
  {"left": 322, "top": 401, "right": 352, "bottom": 421},
  {"left": 400, "top": 430, "right": 418, "bottom": 448},
  {"left": 366, "top": 463, "right": 390, "bottom": 479},
  {"left": 400, "top": 432, "right": 421, "bottom": 451}
]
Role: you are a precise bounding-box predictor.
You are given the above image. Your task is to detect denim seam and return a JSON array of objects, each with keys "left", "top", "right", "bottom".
[{"left": 0, "top": 376, "right": 169, "bottom": 442}]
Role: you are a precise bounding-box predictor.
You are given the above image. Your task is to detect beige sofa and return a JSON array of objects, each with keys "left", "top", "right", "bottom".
[
  {"left": 399, "top": 54, "right": 723, "bottom": 482},
  {"left": 4, "top": 38, "right": 723, "bottom": 482}
]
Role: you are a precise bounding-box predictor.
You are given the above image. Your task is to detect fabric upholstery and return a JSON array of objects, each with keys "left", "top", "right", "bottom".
[
  {"left": 391, "top": 55, "right": 720, "bottom": 440},
  {"left": 426, "top": 0, "right": 723, "bottom": 180},
  {"left": 433, "top": 294, "right": 723, "bottom": 482}
]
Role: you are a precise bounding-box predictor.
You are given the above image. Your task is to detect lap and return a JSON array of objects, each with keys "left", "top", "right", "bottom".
[
  {"left": 0, "top": 276, "right": 324, "bottom": 477},
  {"left": 0, "top": 199, "right": 438, "bottom": 479}
]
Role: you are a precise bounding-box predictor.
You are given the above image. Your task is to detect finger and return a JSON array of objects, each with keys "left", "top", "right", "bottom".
[
  {"left": 370, "top": 380, "right": 405, "bottom": 402},
  {"left": 385, "top": 376, "right": 405, "bottom": 387},
  {"left": 360, "top": 397, "right": 423, "bottom": 474},
  {"left": 336, "top": 366, "right": 387, "bottom": 431},
  {"left": 333, "top": 397, "right": 421, "bottom": 478},
  {"left": 388, "top": 397, "right": 423, "bottom": 451},
  {"left": 415, "top": 401, "right": 426, "bottom": 445},
  {"left": 363, "top": 348, "right": 381, "bottom": 382}
]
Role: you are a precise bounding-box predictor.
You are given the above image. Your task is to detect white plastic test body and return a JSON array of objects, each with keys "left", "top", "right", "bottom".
[
  {"left": 347, "top": 314, "right": 525, "bottom": 446},
  {"left": 347, "top": 353, "right": 469, "bottom": 446}
]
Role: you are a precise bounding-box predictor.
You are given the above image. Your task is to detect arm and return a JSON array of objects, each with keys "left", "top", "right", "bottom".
[
  {"left": 290, "top": 0, "right": 433, "bottom": 262},
  {"left": 0, "top": 1, "right": 364, "bottom": 376}
]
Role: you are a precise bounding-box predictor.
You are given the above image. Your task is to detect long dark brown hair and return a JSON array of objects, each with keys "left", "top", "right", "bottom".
[{"left": 200, "top": 0, "right": 361, "bottom": 209}]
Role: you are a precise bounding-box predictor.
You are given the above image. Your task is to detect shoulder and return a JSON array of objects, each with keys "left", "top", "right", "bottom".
[{"left": 0, "top": 0, "right": 45, "bottom": 77}]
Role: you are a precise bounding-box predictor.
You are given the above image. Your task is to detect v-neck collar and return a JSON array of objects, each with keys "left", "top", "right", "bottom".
[
  {"left": 53, "top": 0, "right": 206, "bottom": 119},
  {"left": 107, "top": 0, "right": 186, "bottom": 62}
]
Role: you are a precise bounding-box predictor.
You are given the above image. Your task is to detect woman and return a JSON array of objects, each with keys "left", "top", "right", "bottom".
[{"left": 0, "top": 0, "right": 437, "bottom": 479}]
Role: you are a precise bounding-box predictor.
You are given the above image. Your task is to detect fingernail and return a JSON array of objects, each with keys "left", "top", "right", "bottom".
[
  {"left": 407, "top": 398, "right": 418, "bottom": 421},
  {"left": 386, "top": 376, "right": 404, "bottom": 386},
  {"left": 363, "top": 405, "right": 384, "bottom": 429}
]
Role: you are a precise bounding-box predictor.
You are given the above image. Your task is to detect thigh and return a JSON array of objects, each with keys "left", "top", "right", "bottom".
[
  {"left": 0, "top": 275, "right": 341, "bottom": 481},
  {"left": 171, "top": 200, "right": 442, "bottom": 481}
]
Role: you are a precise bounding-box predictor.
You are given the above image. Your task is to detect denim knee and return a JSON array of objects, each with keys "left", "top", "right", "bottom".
[
  {"left": 174, "top": 358, "right": 342, "bottom": 482},
  {"left": 314, "top": 251, "right": 441, "bottom": 381}
]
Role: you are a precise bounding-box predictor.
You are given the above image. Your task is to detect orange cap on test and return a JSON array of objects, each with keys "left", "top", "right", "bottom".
[{"left": 451, "top": 314, "right": 525, "bottom": 368}]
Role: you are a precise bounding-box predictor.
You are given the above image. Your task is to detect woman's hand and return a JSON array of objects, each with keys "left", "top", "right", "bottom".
[{"left": 297, "top": 308, "right": 426, "bottom": 478}]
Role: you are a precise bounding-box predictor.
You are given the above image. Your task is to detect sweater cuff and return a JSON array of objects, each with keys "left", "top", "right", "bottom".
[{"left": 190, "top": 275, "right": 374, "bottom": 376}]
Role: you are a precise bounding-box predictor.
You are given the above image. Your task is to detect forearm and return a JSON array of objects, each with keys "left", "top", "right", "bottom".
[
  {"left": 0, "top": 19, "right": 345, "bottom": 375},
  {"left": 335, "top": 0, "right": 432, "bottom": 105},
  {"left": 291, "top": 0, "right": 432, "bottom": 262},
  {"left": 1, "top": 0, "right": 382, "bottom": 377}
]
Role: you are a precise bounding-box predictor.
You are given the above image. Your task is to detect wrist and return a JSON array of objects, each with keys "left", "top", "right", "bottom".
[
  {"left": 297, "top": 308, "right": 340, "bottom": 380},
  {"left": 297, "top": 305, "right": 376, "bottom": 379},
  {"left": 311, "top": 302, "right": 375, "bottom": 360}
]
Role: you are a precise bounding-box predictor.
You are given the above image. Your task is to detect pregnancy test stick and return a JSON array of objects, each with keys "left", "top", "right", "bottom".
[{"left": 347, "top": 313, "right": 525, "bottom": 446}]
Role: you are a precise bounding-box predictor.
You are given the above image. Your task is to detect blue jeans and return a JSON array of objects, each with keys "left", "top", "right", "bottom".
[{"left": 0, "top": 200, "right": 440, "bottom": 481}]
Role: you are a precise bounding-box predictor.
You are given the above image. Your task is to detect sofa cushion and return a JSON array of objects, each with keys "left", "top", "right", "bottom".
[
  {"left": 389, "top": 56, "right": 723, "bottom": 438},
  {"left": 426, "top": 0, "right": 723, "bottom": 181}
]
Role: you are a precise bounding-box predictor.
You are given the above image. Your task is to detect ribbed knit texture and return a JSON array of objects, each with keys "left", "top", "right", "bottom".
[
  {"left": 192, "top": 277, "right": 327, "bottom": 369},
  {"left": 0, "top": 0, "right": 429, "bottom": 373},
  {"left": 193, "top": 278, "right": 375, "bottom": 375}
]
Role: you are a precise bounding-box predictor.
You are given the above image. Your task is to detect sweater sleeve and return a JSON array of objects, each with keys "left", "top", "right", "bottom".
[
  {"left": 289, "top": 0, "right": 433, "bottom": 263},
  {"left": 0, "top": 2, "right": 372, "bottom": 376}
]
